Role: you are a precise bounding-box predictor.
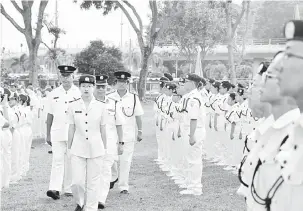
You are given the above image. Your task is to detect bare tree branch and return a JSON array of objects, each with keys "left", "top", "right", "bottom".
[
  {"left": 122, "top": 0, "right": 143, "bottom": 33},
  {"left": 41, "top": 40, "right": 52, "bottom": 51},
  {"left": 149, "top": 1, "right": 158, "bottom": 39},
  {"left": 116, "top": 1, "right": 145, "bottom": 53},
  {"left": 0, "top": 3, "right": 25, "bottom": 33},
  {"left": 35, "top": 0, "right": 49, "bottom": 40},
  {"left": 11, "top": 1, "right": 23, "bottom": 13},
  {"left": 232, "top": 1, "right": 248, "bottom": 37}
]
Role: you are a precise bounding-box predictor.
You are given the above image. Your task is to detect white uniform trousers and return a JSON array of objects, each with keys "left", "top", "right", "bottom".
[
  {"left": 118, "top": 141, "right": 135, "bottom": 191},
  {"left": 111, "top": 161, "right": 118, "bottom": 182},
  {"left": 23, "top": 125, "right": 33, "bottom": 174},
  {"left": 11, "top": 129, "right": 22, "bottom": 182},
  {"left": 71, "top": 155, "right": 103, "bottom": 211},
  {"left": 1, "top": 129, "right": 12, "bottom": 188},
  {"left": 177, "top": 124, "right": 189, "bottom": 180},
  {"left": 155, "top": 114, "right": 162, "bottom": 161},
  {"left": 171, "top": 123, "right": 184, "bottom": 178},
  {"left": 99, "top": 154, "right": 117, "bottom": 204},
  {"left": 49, "top": 141, "right": 72, "bottom": 193},
  {"left": 184, "top": 128, "right": 204, "bottom": 192}
]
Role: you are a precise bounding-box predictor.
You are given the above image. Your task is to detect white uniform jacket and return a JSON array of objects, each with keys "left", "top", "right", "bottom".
[{"left": 67, "top": 97, "right": 107, "bottom": 158}]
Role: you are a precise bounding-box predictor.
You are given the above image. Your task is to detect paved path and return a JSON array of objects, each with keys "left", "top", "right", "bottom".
[{"left": 1, "top": 103, "right": 245, "bottom": 211}]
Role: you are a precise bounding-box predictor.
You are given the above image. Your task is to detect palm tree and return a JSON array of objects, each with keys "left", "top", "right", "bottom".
[{"left": 10, "top": 53, "right": 29, "bottom": 72}]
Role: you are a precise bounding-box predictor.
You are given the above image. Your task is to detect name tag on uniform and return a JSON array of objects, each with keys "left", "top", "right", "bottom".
[
  {"left": 53, "top": 97, "right": 59, "bottom": 99},
  {"left": 75, "top": 111, "right": 82, "bottom": 113}
]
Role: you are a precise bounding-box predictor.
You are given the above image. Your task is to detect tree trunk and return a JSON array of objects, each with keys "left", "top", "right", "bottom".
[
  {"left": 138, "top": 52, "right": 149, "bottom": 101},
  {"left": 227, "top": 42, "right": 236, "bottom": 84},
  {"left": 28, "top": 45, "right": 39, "bottom": 87}
]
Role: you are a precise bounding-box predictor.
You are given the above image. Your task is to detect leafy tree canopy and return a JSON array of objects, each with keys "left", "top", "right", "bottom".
[
  {"left": 253, "top": 1, "right": 302, "bottom": 39},
  {"left": 73, "top": 40, "right": 125, "bottom": 81}
]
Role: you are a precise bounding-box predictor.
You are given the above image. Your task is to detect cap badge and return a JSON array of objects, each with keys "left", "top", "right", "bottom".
[
  {"left": 85, "top": 77, "right": 90, "bottom": 82},
  {"left": 64, "top": 66, "right": 68, "bottom": 71},
  {"left": 285, "top": 21, "right": 295, "bottom": 39},
  {"left": 100, "top": 76, "right": 103, "bottom": 80},
  {"left": 121, "top": 74, "right": 125, "bottom": 79}
]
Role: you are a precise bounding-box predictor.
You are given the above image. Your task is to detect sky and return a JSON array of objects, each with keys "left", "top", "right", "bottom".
[
  {"left": 1, "top": 0, "right": 151, "bottom": 54},
  {"left": 0, "top": 0, "right": 243, "bottom": 54}
]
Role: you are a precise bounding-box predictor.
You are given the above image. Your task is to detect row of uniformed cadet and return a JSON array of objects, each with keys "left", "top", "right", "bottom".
[
  {"left": 153, "top": 71, "right": 259, "bottom": 192},
  {"left": 154, "top": 73, "right": 206, "bottom": 196},
  {"left": 45, "top": 66, "right": 143, "bottom": 210},
  {"left": 0, "top": 85, "right": 34, "bottom": 189},
  {"left": 236, "top": 20, "right": 303, "bottom": 211}
]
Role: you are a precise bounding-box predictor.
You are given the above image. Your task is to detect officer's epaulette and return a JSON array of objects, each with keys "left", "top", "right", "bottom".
[
  {"left": 96, "top": 99, "right": 106, "bottom": 103},
  {"left": 130, "top": 91, "right": 138, "bottom": 96},
  {"left": 108, "top": 97, "right": 118, "bottom": 102},
  {"left": 69, "top": 98, "right": 81, "bottom": 103},
  {"left": 106, "top": 90, "right": 115, "bottom": 96}
]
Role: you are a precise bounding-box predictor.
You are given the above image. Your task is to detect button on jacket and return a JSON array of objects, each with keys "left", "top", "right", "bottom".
[
  {"left": 47, "top": 85, "right": 81, "bottom": 142},
  {"left": 67, "top": 97, "right": 107, "bottom": 158}
]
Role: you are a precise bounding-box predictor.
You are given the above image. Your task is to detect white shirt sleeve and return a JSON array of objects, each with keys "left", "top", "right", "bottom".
[
  {"left": 188, "top": 98, "right": 200, "bottom": 120},
  {"left": 67, "top": 104, "right": 75, "bottom": 125},
  {"left": 134, "top": 95, "right": 144, "bottom": 116},
  {"left": 46, "top": 93, "right": 53, "bottom": 115},
  {"left": 100, "top": 105, "right": 107, "bottom": 126},
  {"left": 0, "top": 114, "right": 8, "bottom": 127}
]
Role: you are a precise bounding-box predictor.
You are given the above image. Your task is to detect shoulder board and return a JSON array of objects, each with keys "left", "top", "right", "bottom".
[
  {"left": 53, "top": 96, "right": 59, "bottom": 99},
  {"left": 106, "top": 91, "right": 115, "bottom": 96},
  {"left": 130, "top": 92, "right": 138, "bottom": 96},
  {"left": 108, "top": 97, "right": 118, "bottom": 102},
  {"left": 69, "top": 98, "right": 81, "bottom": 103},
  {"left": 95, "top": 99, "right": 105, "bottom": 103}
]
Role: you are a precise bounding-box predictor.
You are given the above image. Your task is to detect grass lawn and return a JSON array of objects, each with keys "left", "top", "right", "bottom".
[{"left": 1, "top": 103, "right": 245, "bottom": 211}]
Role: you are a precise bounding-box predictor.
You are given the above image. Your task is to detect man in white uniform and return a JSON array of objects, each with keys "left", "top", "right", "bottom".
[
  {"left": 108, "top": 71, "right": 144, "bottom": 194},
  {"left": 46, "top": 65, "right": 81, "bottom": 200}
]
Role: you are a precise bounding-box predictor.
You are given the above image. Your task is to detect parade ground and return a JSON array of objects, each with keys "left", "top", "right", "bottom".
[{"left": 1, "top": 103, "right": 245, "bottom": 211}]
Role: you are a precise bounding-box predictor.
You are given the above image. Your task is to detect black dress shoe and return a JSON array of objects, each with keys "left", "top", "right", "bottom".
[
  {"left": 98, "top": 202, "right": 105, "bottom": 209},
  {"left": 46, "top": 190, "right": 60, "bottom": 200},
  {"left": 74, "top": 204, "right": 83, "bottom": 211},
  {"left": 109, "top": 178, "right": 118, "bottom": 189},
  {"left": 120, "top": 190, "right": 129, "bottom": 194}
]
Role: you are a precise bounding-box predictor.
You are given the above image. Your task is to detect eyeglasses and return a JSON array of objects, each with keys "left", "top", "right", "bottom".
[{"left": 262, "top": 72, "right": 278, "bottom": 83}]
